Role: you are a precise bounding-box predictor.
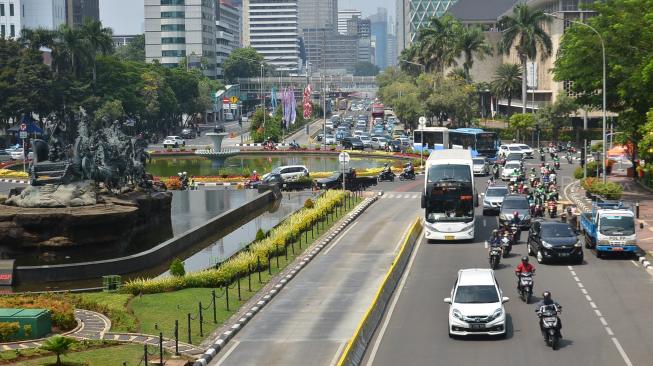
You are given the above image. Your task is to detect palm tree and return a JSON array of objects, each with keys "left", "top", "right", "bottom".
[
  {"left": 41, "top": 335, "right": 74, "bottom": 365},
  {"left": 498, "top": 3, "right": 552, "bottom": 113},
  {"left": 457, "top": 26, "right": 493, "bottom": 82},
  {"left": 20, "top": 28, "right": 56, "bottom": 50},
  {"left": 58, "top": 24, "right": 88, "bottom": 76},
  {"left": 415, "top": 14, "right": 461, "bottom": 73},
  {"left": 80, "top": 19, "right": 114, "bottom": 87},
  {"left": 491, "top": 63, "right": 522, "bottom": 113}
]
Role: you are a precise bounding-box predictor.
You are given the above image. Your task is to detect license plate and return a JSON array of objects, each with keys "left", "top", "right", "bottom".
[
  {"left": 558, "top": 253, "right": 569, "bottom": 257},
  {"left": 471, "top": 324, "right": 485, "bottom": 330},
  {"left": 445, "top": 235, "right": 455, "bottom": 240},
  {"left": 612, "top": 247, "right": 623, "bottom": 251}
]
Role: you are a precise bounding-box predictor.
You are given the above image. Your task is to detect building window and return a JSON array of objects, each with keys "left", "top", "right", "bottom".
[
  {"left": 10, "top": 24, "right": 15, "bottom": 37},
  {"left": 0, "top": 25, "right": 4, "bottom": 37},
  {"left": 161, "top": 37, "right": 185, "bottom": 44},
  {"left": 162, "top": 50, "right": 186, "bottom": 57},
  {"left": 161, "top": 0, "right": 184, "bottom": 4},
  {"left": 161, "top": 11, "right": 184, "bottom": 18},
  {"left": 161, "top": 24, "right": 185, "bottom": 31},
  {"left": 9, "top": 3, "right": 14, "bottom": 16},
  {"left": 0, "top": 4, "right": 4, "bottom": 17}
]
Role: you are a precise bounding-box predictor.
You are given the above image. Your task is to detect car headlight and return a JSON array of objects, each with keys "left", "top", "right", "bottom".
[
  {"left": 598, "top": 239, "right": 610, "bottom": 245},
  {"left": 490, "top": 308, "right": 503, "bottom": 320},
  {"left": 542, "top": 241, "right": 553, "bottom": 249},
  {"left": 574, "top": 240, "right": 582, "bottom": 247},
  {"left": 626, "top": 239, "right": 636, "bottom": 245},
  {"left": 452, "top": 309, "right": 463, "bottom": 320}
]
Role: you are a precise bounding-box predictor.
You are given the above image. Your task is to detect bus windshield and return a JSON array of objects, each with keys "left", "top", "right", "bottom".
[
  {"left": 427, "top": 165, "right": 471, "bottom": 183},
  {"left": 476, "top": 133, "right": 496, "bottom": 151}
]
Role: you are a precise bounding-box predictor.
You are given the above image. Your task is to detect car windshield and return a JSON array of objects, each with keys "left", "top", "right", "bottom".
[
  {"left": 454, "top": 285, "right": 499, "bottom": 304},
  {"left": 473, "top": 159, "right": 485, "bottom": 165},
  {"left": 502, "top": 199, "right": 529, "bottom": 209},
  {"left": 541, "top": 225, "right": 575, "bottom": 238},
  {"left": 519, "top": 145, "right": 530, "bottom": 150},
  {"left": 599, "top": 215, "right": 635, "bottom": 235},
  {"left": 508, "top": 146, "right": 522, "bottom": 151},
  {"left": 505, "top": 163, "right": 521, "bottom": 170},
  {"left": 486, "top": 188, "right": 509, "bottom": 197}
]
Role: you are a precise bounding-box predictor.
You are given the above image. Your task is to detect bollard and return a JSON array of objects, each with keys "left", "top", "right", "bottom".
[
  {"left": 174, "top": 320, "right": 179, "bottom": 356},
  {"left": 636, "top": 202, "right": 640, "bottom": 218},
  {"left": 225, "top": 285, "right": 230, "bottom": 311},
  {"left": 187, "top": 313, "right": 191, "bottom": 344},
  {"left": 199, "top": 302, "right": 203, "bottom": 337},
  {"left": 144, "top": 344, "right": 148, "bottom": 366},
  {"left": 257, "top": 256, "right": 262, "bottom": 283},
  {"left": 159, "top": 332, "right": 163, "bottom": 364},
  {"left": 212, "top": 290, "right": 217, "bottom": 324},
  {"left": 248, "top": 264, "right": 252, "bottom": 291},
  {"left": 237, "top": 276, "right": 242, "bottom": 301}
]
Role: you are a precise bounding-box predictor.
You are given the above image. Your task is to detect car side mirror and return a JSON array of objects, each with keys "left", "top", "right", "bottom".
[
  {"left": 640, "top": 222, "right": 645, "bottom": 230},
  {"left": 502, "top": 297, "right": 510, "bottom": 304},
  {"left": 443, "top": 297, "right": 452, "bottom": 304}
]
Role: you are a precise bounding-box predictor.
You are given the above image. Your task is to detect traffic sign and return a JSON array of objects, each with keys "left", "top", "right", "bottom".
[
  {"left": 419, "top": 116, "right": 427, "bottom": 126},
  {"left": 19, "top": 131, "right": 27, "bottom": 139},
  {"left": 230, "top": 96, "right": 239, "bottom": 103},
  {"left": 338, "top": 152, "right": 350, "bottom": 164},
  {"left": 222, "top": 97, "right": 230, "bottom": 103},
  {"left": 230, "top": 103, "right": 238, "bottom": 110},
  {"left": 19, "top": 123, "right": 27, "bottom": 131}
]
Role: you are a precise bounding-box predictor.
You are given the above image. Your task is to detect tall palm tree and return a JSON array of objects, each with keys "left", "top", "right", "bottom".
[
  {"left": 498, "top": 3, "right": 552, "bottom": 113},
  {"left": 58, "top": 24, "right": 88, "bottom": 76},
  {"left": 80, "top": 18, "right": 114, "bottom": 87},
  {"left": 415, "top": 14, "right": 461, "bottom": 73},
  {"left": 19, "top": 28, "right": 56, "bottom": 50},
  {"left": 491, "top": 63, "right": 522, "bottom": 113},
  {"left": 457, "top": 26, "right": 493, "bottom": 82}
]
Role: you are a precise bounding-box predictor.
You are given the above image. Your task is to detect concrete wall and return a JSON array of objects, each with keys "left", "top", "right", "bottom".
[{"left": 14, "top": 191, "right": 277, "bottom": 284}]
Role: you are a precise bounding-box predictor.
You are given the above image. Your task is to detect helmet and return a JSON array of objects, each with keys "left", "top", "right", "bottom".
[
  {"left": 542, "top": 291, "right": 551, "bottom": 301},
  {"left": 492, "top": 229, "right": 498, "bottom": 235},
  {"left": 521, "top": 256, "right": 529, "bottom": 263},
  {"left": 513, "top": 211, "right": 519, "bottom": 216}
]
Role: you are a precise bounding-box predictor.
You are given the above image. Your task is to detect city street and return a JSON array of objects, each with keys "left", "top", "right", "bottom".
[{"left": 363, "top": 160, "right": 653, "bottom": 366}]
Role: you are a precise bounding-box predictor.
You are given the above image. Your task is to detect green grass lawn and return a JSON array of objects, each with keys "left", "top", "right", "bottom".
[
  {"left": 71, "top": 292, "right": 137, "bottom": 333},
  {"left": 6, "top": 344, "right": 171, "bottom": 366},
  {"left": 129, "top": 196, "right": 363, "bottom": 345}
]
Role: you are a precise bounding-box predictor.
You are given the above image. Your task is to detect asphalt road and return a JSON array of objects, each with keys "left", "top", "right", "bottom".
[
  {"left": 209, "top": 179, "right": 423, "bottom": 366},
  {"left": 363, "top": 159, "right": 653, "bottom": 366}
]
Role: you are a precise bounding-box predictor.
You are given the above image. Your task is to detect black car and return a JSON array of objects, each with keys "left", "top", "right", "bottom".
[
  {"left": 317, "top": 170, "right": 356, "bottom": 189},
  {"left": 527, "top": 221, "right": 583, "bottom": 264},
  {"left": 342, "top": 137, "right": 364, "bottom": 150},
  {"left": 388, "top": 139, "right": 402, "bottom": 152},
  {"left": 180, "top": 128, "right": 196, "bottom": 139}
]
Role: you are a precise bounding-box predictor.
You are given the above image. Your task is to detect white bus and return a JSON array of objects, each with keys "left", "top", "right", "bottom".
[
  {"left": 412, "top": 127, "right": 449, "bottom": 152},
  {"left": 421, "top": 149, "right": 477, "bottom": 241}
]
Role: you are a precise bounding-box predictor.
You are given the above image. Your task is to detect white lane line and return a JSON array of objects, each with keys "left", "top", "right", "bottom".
[
  {"left": 484, "top": 241, "right": 488, "bottom": 248},
  {"left": 573, "top": 276, "right": 580, "bottom": 282},
  {"left": 630, "top": 260, "right": 639, "bottom": 267},
  {"left": 568, "top": 265, "right": 574, "bottom": 270},
  {"left": 595, "top": 309, "right": 602, "bottom": 317},
  {"left": 577, "top": 282, "right": 584, "bottom": 288},
  {"left": 328, "top": 342, "right": 346, "bottom": 366},
  {"left": 365, "top": 231, "right": 424, "bottom": 366},
  {"left": 570, "top": 270, "right": 577, "bottom": 276},
  {"left": 323, "top": 222, "right": 359, "bottom": 255},
  {"left": 600, "top": 317, "right": 608, "bottom": 326},
  {"left": 412, "top": 194, "right": 419, "bottom": 199},
  {"left": 483, "top": 219, "right": 486, "bottom": 227},
  {"left": 215, "top": 340, "right": 241, "bottom": 366},
  {"left": 585, "top": 295, "right": 593, "bottom": 302},
  {"left": 581, "top": 288, "right": 588, "bottom": 295},
  {"left": 589, "top": 301, "right": 597, "bottom": 309},
  {"left": 612, "top": 338, "right": 634, "bottom": 366},
  {"left": 606, "top": 327, "right": 614, "bottom": 336}
]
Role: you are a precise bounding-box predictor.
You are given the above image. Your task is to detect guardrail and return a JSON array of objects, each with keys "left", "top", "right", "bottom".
[{"left": 336, "top": 216, "right": 423, "bottom": 366}]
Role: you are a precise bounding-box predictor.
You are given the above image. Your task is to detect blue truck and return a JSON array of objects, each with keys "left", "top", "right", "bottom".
[{"left": 580, "top": 201, "right": 637, "bottom": 257}]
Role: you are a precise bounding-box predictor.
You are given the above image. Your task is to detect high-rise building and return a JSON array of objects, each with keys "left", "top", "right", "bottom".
[
  {"left": 337, "top": 9, "right": 360, "bottom": 35},
  {"left": 243, "top": 0, "right": 300, "bottom": 73},
  {"left": 144, "top": 0, "right": 218, "bottom": 78},
  {"left": 298, "top": 0, "right": 337, "bottom": 31},
  {"left": 396, "top": 0, "right": 459, "bottom": 53},
  {"left": 216, "top": 0, "right": 241, "bottom": 79},
  {"left": 66, "top": 0, "right": 99, "bottom": 28},
  {"left": 369, "top": 7, "right": 388, "bottom": 70},
  {"left": 0, "top": 0, "right": 67, "bottom": 38}
]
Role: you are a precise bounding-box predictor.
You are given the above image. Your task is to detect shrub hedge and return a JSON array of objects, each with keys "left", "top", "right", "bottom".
[
  {"left": 122, "top": 190, "right": 348, "bottom": 294},
  {"left": 581, "top": 177, "right": 623, "bottom": 200},
  {"left": 0, "top": 295, "right": 76, "bottom": 331}
]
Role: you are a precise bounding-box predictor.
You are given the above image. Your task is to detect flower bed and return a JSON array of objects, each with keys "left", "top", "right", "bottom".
[
  {"left": 122, "top": 190, "right": 348, "bottom": 294},
  {"left": 0, "top": 294, "right": 76, "bottom": 332},
  {"left": 0, "top": 168, "right": 28, "bottom": 179},
  {"left": 581, "top": 177, "right": 623, "bottom": 200}
]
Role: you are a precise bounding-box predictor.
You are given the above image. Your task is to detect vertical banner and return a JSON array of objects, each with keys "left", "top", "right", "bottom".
[
  {"left": 303, "top": 84, "right": 313, "bottom": 119},
  {"left": 290, "top": 88, "right": 296, "bottom": 125}
]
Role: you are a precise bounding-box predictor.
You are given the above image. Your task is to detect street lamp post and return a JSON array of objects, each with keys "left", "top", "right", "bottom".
[
  {"left": 400, "top": 59, "right": 426, "bottom": 74},
  {"left": 546, "top": 12, "right": 607, "bottom": 183}
]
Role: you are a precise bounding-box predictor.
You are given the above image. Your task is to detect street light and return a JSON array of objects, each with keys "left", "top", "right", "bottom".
[
  {"left": 546, "top": 12, "right": 607, "bottom": 183},
  {"left": 400, "top": 59, "right": 426, "bottom": 73}
]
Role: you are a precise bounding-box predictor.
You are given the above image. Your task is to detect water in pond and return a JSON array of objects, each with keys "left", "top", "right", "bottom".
[{"left": 147, "top": 154, "right": 392, "bottom": 177}]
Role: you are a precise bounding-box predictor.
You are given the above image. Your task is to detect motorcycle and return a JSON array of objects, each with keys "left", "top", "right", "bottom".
[
  {"left": 488, "top": 242, "right": 502, "bottom": 269},
  {"left": 537, "top": 304, "right": 562, "bottom": 350},
  {"left": 263, "top": 141, "right": 277, "bottom": 151},
  {"left": 492, "top": 164, "right": 500, "bottom": 179},
  {"left": 378, "top": 170, "right": 396, "bottom": 182},
  {"left": 547, "top": 200, "right": 558, "bottom": 218},
  {"left": 288, "top": 142, "right": 301, "bottom": 150},
  {"left": 510, "top": 223, "right": 521, "bottom": 244},
  {"left": 532, "top": 204, "right": 544, "bottom": 218},
  {"left": 399, "top": 170, "right": 416, "bottom": 181},
  {"left": 566, "top": 154, "right": 573, "bottom": 164},
  {"left": 500, "top": 234, "right": 512, "bottom": 258},
  {"left": 529, "top": 175, "right": 539, "bottom": 188},
  {"left": 554, "top": 160, "right": 561, "bottom": 170},
  {"left": 508, "top": 184, "right": 516, "bottom": 194},
  {"left": 177, "top": 172, "right": 190, "bottom": 191},
  {"left": 518, "top": 272, "right": 534, "bottom": 303}
]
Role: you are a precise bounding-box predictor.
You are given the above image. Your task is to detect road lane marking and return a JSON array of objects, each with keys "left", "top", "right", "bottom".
[
  {"left": 577, "top": 282, "right": 584, "bottom": 288},
  {"left": 600, "top": 317, "right": 608, "bottom": 326},
  {"left": 589, "top": 301, "right": 597, "bottom": 309},
  {"left": 630, "top": 260, "right": 639, "bottom": 267},
  {"left": 595, "top": 309, "right": 602, "bottom": 317},
  {"left": 573, "top": 276, "right": 580, "bottom": 282},
  {"left": 365, "top": 234, "right": 424, "bottom": 366},
  {"left": 570, "top": 270, "right": 577, "bottom": 276},
  {"left": 585, "top": 295, "right": 593, "bottom": 302},
  {"left": 581, "top": 288, "right": 588, "bottom": 295},
  {"left": 215, "top": 340, "right": 240, "bottom": 366},
  {"left": 612, "top": 338, "right": 634, "bottom": 366},
  {"left": 328, "top": 342, "right": 346, "bottom": 366},
  {"left": 323, "top": 222, "right": 359, "bottom": 255},
  {"left": 606, "top": 327, "right": 614, "bottom": 336}
]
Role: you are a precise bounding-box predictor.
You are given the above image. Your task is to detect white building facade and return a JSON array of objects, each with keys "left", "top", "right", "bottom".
[
  {"left": 0, "top": 0, "right": 66, "bottom": 39},
  {"left": 337, "top": 9, "right": 360, "bottom": 35}
]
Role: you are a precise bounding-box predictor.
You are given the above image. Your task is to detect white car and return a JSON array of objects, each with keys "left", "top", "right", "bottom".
[
  {"left": 498, "top": 144, "right": 523, "bottom": 157},
  {"left": 324, "top": 134, "right": 336, "bottom": 145},
  {"left": 359, "top": 135, "right": 372, "bottom": 148},
  {"left": 370, "top": 137, "right": 388, "bottom": 150},
  {"left": 472, "top": 158, "right": 489, "bottom": 176},
  {"left": 7, "top": 148, "right": 32, "bottom": 160},
  {"left": 501, "top": 162, "right": 522, "bottom": 180},
  {"left": 517, "top": 144, "right": 534, "bottom": 158},
  {"left": 263, "top": 165, "right": 309, "bottom": 182},
  {"left": 444, "top": 268, "right": 508, "bottom": 338},
  {"left": 325, "top": 120, "right": 334, "bottom": 129},
  {"left": 163, "top": 136, "right": 185, "bottom": 148}
]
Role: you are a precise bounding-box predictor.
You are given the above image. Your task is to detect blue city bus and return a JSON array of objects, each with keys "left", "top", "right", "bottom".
[{"left": 448, "top": 128, "right": 500, "bottom": 158}]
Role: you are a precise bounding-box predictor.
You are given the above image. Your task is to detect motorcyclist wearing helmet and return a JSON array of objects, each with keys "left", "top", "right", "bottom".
[
  {"left": 515, "top": 256, "right": 536, "bottom": 291},
  {"left": 488, "top": 229, "right": 501, "bottom": 247},
  {"left": 383, "top": 163, "right": 392, "bottom": 174},
  {"left": 535, "top": 290, "right": 562, "bottom": 337}
]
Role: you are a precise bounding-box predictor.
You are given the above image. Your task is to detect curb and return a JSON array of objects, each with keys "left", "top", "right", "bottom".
[
  {"left": 0, "top": 178, "right": 28, "bottom": 184},
  {"left": 194, "top": 182, "right": 239, "bottom": 187},
  {"left": 235, "top": 143, "right": 290, "bottom": 147},
  {"left": 193, "top": 195, "right": 378, "bottom": 366}
]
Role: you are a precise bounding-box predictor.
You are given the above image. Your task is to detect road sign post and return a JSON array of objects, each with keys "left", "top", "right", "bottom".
[
  {"left": 19, "top": 123, "right": 27, "bottom": 172},
  {"left": 418, "top": 117, "right": 427, "bottom": 169},
  {"left": 339, "top": 152, "right": 350, "bottom": 192}
]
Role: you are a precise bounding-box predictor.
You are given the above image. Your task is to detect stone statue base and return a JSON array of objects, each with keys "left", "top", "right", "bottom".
[{"left": 5, "top": 181, "right": 98, "bottom": 208}]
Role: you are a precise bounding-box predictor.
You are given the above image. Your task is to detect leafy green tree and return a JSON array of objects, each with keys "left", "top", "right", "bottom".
[
  {"left": 376, "top": 66, "right": 412, "bottom": 88},
  {"left": 535, "top": 94, "right": 577, "bottom": 141},
  {"left": 498, "top": 4, "right": 552, "bottom": 114},
  {"left": 491, "top": 63, "right": 522, "bottom": 114},
  {"left": 412, "top": 14, "right": 462, "bottom": 73},
  {"left": 94, "top": 99, "right": 124, "bottom": 129},
  {"left": 417, "top": 73, "right": 478, "bottom": 126},
  {"left": 509, "top": 113, "right": 535, "bottom": 141},
  {"left": 354, "top": 62, "right": 380, "bottom": 76},
  {"left": 638, "top": 110, "right": 653, "bottom": 162},
  {"left": 114, "top": 34, "right": 145, "bottom": 62},
  {"left": 58, "top": 24, "right": 88, "bottom": 76},
  {"left": 223, "top": 47, "right": 265, "bottom": 83},
  {"left": 169, "top": 258, "right": 186, "bottom": 277},
  {"left": 41, "top": 335, "right": 75, "bottom": 366},
  {"left": 457, "top": 26, "right": 493, "bottom": 81}
]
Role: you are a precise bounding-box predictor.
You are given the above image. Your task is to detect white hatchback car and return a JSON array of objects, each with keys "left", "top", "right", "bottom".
[
  {"left": 444, "top": 268, "right": 508, "bottom": 338},
  {"left": 517, "top": 144, "right": 534, "bottom": 158},
  {"left": 501, "top": 162, "right": 522, "bottom": 180},
  {"left": 264, "top": 165, "right": 309, "bottom": 182},
  {"left": 163, "top": 136, "right": 185, "bottom": 148}
]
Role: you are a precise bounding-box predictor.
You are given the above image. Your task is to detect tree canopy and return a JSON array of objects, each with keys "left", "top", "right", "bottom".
[{"left": 223, "top": 47, "right": 265, "bottom": 83}]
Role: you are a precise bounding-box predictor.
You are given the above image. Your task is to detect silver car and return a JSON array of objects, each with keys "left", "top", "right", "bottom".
[
  {"left": 472, "top": 158, "right": 489, "bottom": 176},
  {"left": 483, "top": 186, "right": 509, "bottom": 215}
]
